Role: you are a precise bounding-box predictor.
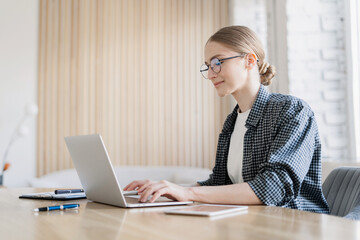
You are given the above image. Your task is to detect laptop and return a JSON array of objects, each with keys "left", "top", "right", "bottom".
[{"left": 64, "top": 134, "right": 193, "bottom": 208}]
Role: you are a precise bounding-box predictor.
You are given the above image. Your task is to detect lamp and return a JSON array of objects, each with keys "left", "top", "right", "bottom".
[{"left": 0, "top": 103, "right": 38, "bottom": 186}]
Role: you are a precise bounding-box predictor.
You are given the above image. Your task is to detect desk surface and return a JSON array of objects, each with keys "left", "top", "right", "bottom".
[{"left": 1, "top": 188, "right": 359, "bottom": 240}]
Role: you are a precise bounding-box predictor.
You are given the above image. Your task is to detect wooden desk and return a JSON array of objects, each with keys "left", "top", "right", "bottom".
[{"left": 0, "top": 188, "right": 359, "bottom": 240}]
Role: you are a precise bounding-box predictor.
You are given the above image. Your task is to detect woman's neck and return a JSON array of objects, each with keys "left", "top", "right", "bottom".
[{"left": 232, "top": 81, "right": 261, "bottom": 113}]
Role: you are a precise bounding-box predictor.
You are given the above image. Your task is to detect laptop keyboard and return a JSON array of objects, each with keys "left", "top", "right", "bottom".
[{"left": 125, "top": 195, "right": 174, "bottom": 204}]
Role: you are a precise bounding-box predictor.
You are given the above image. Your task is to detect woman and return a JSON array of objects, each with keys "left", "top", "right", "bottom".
[{"left": 124, "top": 26, "right": 329, "bottom": 213}]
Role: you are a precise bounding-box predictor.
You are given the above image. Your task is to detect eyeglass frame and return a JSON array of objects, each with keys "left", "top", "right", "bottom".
[{"left": 200, "top": 53, "right": 259, "bottom": 79}]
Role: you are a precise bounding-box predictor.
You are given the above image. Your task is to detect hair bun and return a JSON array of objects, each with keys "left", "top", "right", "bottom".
[
  {"left": 259, "top": 62, "right": 270, "bottom": 75},
  {"left": 259, "top": 62, "right": 276, "bottom": 86}
]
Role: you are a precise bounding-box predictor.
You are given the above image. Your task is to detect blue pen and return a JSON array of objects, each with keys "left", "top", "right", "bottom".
[{"left": 34, "top": 203, "right": 80, "bottom": 212}]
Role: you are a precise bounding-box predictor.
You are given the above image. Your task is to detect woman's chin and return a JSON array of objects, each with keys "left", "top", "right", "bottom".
[
  {"left": 216, "top": 90, "right": 228, "bottom": 97},
  {"left": 216, "top": 88, "right": 229, "bottom": 97}
]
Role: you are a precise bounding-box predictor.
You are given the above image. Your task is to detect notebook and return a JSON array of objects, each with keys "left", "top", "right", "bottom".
[
  {"left": 19, "top": 191, "right": 86, "bottom": 200},
  {"left": 64, "top": 134, "right": 193, "bottom": 208}
]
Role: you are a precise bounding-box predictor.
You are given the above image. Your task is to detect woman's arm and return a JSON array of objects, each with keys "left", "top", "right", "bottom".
[
  {"left": 189, "top": 183, "right": 263, "bottom": 205},
  {"left": 124, "top": 180, "right": 263, "bottom": 205}
]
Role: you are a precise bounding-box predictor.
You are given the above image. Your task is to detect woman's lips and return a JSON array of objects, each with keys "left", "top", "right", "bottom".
[{"left": 214, "top": 81, "right": 224, "bottom": 88}]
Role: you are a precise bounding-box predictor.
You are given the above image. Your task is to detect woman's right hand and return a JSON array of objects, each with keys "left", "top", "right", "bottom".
[
  {"left": 123, "top": 179, "right": 193, "bottom": 203},
  {"left": 123, "top": 179, "right": 155, "bottom": 192}
]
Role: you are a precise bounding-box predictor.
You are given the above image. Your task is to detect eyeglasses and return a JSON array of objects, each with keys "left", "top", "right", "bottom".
[{"left": 200, "top": 54, "right": 247, "bottom": 79}]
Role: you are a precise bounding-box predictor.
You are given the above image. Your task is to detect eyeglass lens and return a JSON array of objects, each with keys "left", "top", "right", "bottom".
[{"left": 200, "top": 58, "right": 221, "bottom": 79}]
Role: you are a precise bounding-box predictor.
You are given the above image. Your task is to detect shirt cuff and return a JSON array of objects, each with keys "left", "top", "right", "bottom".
[{"left": 247, "top": 173, "right": 290, "bottom": 206}]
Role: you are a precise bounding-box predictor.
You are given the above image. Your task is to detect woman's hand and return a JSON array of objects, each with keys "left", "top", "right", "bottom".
[
  {"left": 124, "top": 180, "right": 193, "bottom": 203},
  {"left": 123, "top": 179, "right": 156, "bottom": 192}
]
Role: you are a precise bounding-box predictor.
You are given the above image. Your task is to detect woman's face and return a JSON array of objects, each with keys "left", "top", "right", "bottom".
[{"left": 204, "top": 41, "right": 249, "bottom": 97}]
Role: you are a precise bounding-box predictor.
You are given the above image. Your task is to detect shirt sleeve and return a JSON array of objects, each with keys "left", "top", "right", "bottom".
[
  {"left": 247, "top": 103, "right": 317, "bottom": 206},
  {"left": 197, "top": 173, "right": 215, "bottom": 186}
]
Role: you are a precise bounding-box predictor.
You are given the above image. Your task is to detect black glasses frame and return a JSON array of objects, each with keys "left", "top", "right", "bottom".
[{"left": 200, "top": 54, "right": 246, "bottom": 79}]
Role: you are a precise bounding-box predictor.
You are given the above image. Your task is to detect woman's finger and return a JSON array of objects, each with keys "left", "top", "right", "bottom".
[
  {"left": 137, "top": 180, "right": 155, "bottom": 193},
  {"left": 124, "top": 180, "right": 148, "bottom": 191},
  {"left": 149, "top": 188, "right": 167, "bottom": 203},
  {"left": 139, "top": 182, "right": 167, "bottom": 202}
]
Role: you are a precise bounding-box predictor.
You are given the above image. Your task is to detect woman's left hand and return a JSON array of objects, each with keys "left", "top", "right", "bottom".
[{"left": 137, "top": 180, "right": 192, "bottom": 203}]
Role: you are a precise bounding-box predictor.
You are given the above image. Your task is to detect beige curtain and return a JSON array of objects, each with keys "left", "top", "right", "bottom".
[{"left": 37, "top": 0, "right": 229, "bottom": 176}]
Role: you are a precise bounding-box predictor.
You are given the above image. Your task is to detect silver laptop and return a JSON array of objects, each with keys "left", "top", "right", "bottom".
[{"left": 64, "top": 134, "right": 193, "bottom": 208}]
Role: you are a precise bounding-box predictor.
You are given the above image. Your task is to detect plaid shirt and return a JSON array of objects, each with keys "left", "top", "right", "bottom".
[{"left": 198, "top": 85, "right": 329, "bottom": 214}]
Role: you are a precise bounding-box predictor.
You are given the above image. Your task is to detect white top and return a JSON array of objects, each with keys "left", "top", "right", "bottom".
[{"left": 227, "top": 109, "right": 250, "bottom": 184}]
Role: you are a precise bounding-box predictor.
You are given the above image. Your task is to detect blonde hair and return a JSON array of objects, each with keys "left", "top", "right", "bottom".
[{"left": 207, "top": 26, "right": 276, "bottom": 86}]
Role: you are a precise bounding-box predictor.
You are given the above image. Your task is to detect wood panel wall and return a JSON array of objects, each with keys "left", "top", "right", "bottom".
[{"left": 37, "top": 0, "right": 229, "bottom": 176}]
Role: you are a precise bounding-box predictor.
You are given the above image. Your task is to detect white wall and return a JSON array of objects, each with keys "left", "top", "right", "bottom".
[
  {"left": 0, "top": 0, "right": 39, "bottom": 186},
  {"left": 286, "top": 0, "right": 349, "bottom": 160},
  {"left": 231, "top": 0, "right": 351, "bottom": 161}
]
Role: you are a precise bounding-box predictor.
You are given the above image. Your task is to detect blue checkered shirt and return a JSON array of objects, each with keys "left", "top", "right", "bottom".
[{"left": 198, "top": 85, "right": 330, "bottom": 214}]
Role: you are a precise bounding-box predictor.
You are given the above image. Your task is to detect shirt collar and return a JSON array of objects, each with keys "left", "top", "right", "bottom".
[{"left": 245, "top": 85, "right": 270, "bottom": 128}]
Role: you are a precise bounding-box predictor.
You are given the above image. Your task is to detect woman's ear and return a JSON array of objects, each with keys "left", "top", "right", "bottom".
[{"left": 245, "top": 53, "right": 258, "bottom": 70}]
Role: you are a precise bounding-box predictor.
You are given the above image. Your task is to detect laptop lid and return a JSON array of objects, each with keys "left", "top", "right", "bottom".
[
  {"left": 64, "top": 134, "right": 192, "bottom": 208},
  {"left": 65, "top": 134, "right": 128, "bottom": 207}
]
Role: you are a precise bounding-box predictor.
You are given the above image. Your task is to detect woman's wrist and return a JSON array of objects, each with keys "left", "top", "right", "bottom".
[{"left": 187, "top": 186, "right": 198, "bottom": 202}]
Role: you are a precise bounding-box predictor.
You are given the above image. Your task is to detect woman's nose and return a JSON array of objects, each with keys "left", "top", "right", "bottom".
[{"left": 207, "top": 68, "right": 217, "bottom": 80}]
